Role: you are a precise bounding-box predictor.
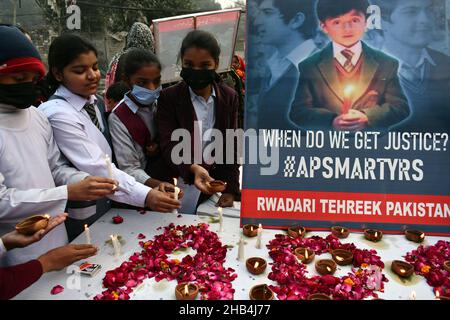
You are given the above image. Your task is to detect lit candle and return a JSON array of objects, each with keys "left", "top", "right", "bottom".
[
  {"left": 184, "top": 284, "right": 189, "bottom": 296},
  {"left": 44, "top": 214, "right": 50, "bottom": 219},
  {"left": 218, "top": 207, "right": 223, "bottom": 232},
  {"left": 237, "top": 236, "right": 245, "bottom": 261},
  {"left": 172, "top": 178, "right": 180, "bottom": 214},
  {"left": 336, "top": 256, "right": 344, "bottom": 262},
  {"left": 256, "top": 223, "right": 262, "bottom": 249},
  {"left": 375, "top": 231, "right": 378, "bottom": 238},
  {"left": 326, "top": 266, "right": 332, "bottom": 273},
  {"left": 254, "top": 261, "right": 260, "bottom": 269},
  {"left": 342, "top": 85, "right": 355, "bottom": 114},
  {"left": 435, "top": 291, "right": 440, "bottom": 300},
  {"left": 400, "top": 268, "right": 406, "bottom": 274},
  {"left": 305, "top": 250, "right": 309, "bottom": 260},
  {"left": 84, "top": 224, "right": 91, "bottom": 245}
]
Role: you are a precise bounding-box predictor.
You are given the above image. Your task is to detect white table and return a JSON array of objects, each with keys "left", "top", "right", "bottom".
[{"left": 14, "top": 208, "right": 448, "bottom": 300}]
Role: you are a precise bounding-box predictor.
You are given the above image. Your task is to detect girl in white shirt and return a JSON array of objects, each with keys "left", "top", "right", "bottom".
[{"left": 39, "top": 34, "right": 180, "bottom": 214}]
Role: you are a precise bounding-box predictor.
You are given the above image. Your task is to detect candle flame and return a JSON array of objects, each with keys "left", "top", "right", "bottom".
[
  {"left": 254, "top": 261, "right": 260, "bottom": 269},
  {"left": 218, "top": 207, "right": 223, "bottom": 213},
  {"left": 84, "top": 224, "right": 88, "bottom": 230},
  {"left": 44, "top": 214, "right": 50, "bottom": 219},
  {"left": 250, "top": 226, "right": 253, "bottom": 232},
  {"left": 400, "top": 268, "right": 405, "bottom": 274},
  {"left": 420, "top": 233, "right": 425, "bottom": 239},
  {"left": 340, "top": 228, "right": 344, "bottom": 233},
  {"left": 173, "top": 178, "right": 177, "bottom": 186},
  {"left": 305, "top": 250, "right": 309, "bottom": 259},
  {"left": 110, "top": 235, "right": 114, "bottom": 241},
  {"left": 375, "top": 232, "right": 378, "bottom": 238},
  {"left": 258, "top": 223, "right": 262, "bottom": 229},
  {"left": 410, "top": 291, "right": 416, "bottom": 300},
  {"left": 336, "top": 256, "right": 344, "bottom": 262},
  {"left": 326, "top": 266, "right": 332, "bottom": 272},
  {"left": 344, "top": 85, "right": 355, "bottom": 98},
  {"left": 184, "top": 284, "right": 189, "bottom": 296},
  {"left": 436, "top": 291, "right": 440, "bottom": 299}
]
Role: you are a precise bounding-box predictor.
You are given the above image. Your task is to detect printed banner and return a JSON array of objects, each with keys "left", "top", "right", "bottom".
[{"left": 242, "top": 0, "right": 450, "bottom": 235}]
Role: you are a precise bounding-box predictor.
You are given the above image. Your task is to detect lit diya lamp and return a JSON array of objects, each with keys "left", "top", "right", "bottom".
[
  {"left": 249, "top": 284, "right": 274, "bottom": 300},
  {"left": 404, "top": 229, "right": 425, "bottom": 243},
  {"left": 307, "top": 293, "right": 332, "bottom": 300},
  {"left": 331, "top": 249, "right": 354, "bottom": 266},
  {"left": 243, "top": 224, "right": 259, "bottom": 237},
  {"left": 246, "top": 257, "right": 267, "bottom": 275},
  {"left": 15, "top": 214, "right": 51, "bottom": 235},
  {"left": 391, "top": 260, "right": 414, "bottom": 278},
  {"left": 294, "top": 247, "right": 315, "bottom": 264},
  {"left": 206, "top": 180, "right": 227, "bottom": 193},
  {"left": 175, "top": 283, "right": 199, "bottom": 300},
  {"left": 435, "top": 290, "right": 450, "bottom": 300},
  {"left": 315, "top": 259, "right": 337, "bottom": 276},
  {"left": 364, "top": 229, "right": 383, "bottom": 242},
  {"left": 287, "top": 225, "right": 306, "bottom": 238},
  {"left": 331, "top": 226, "right": 349, "bottom": 239},
  {"left": 444, "top": 261, "right": 450, "bottom": 273}
]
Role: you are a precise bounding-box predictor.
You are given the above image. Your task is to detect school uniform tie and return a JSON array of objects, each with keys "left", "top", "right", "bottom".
[
  {"left": 84, "top": 103, "right": 101, "bottom": 130},
  {"left": 341, "top": 49, "right": 355, "bottom": 73}
]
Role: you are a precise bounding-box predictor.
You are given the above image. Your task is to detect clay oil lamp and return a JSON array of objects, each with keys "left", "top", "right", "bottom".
[
  {"left": 404, "top": 229, "right": 425, "bottom": 243},
  {"left": 243, "top": 224, "right": 259, "bottom": 237},
  {"left": 331, "top": 249, "right": 354, "bottom": 266},
  {"left": 391, "top": 260, "right": 414, "bottom": 278},
  {"left": 206, "top": 180, "right": 227, "bottom": 193},
  {"left": 246, "top": 257, "right": 267, "bottom": 275},
  {"left": 364, "top": 229, "right": 383, "bottom": 242},
  {"left": 287, "top": 225, "right": 306, "bottom": 238},
  {"left": 15, "top": 214, "right": 50, "bottom": 235},
  {"left": 315, "top": 259, "right": 337, "bottom": 276},
  {"left": 294, "top": 247, "right": 315, "bottom": 264},
  {"left": 444, "top": 261, "right": 450, "bottom": 273},
  {"left": 331, "top": 226, "right": 349, "bottom": 239},
  {"left": 175, "top": 283, "right": 199, "bottom": 300},
  {"left": 307, "top": 293, "right": 332, "bottom": 300},
  {"left": 249, "top": 284, "right": 274, "bottom": 300}
]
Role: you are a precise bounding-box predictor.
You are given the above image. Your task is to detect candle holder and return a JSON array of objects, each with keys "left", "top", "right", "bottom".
[
  {"left": 364, "top": 229, "right": 383, "bottom": 242},
  {"left": 243, "top": 224, "right": 259, "bottom": 237},
  {"left": 294, "top": 247, "right": 315, "bottom": 264},
  {"left": 307, "top": 293, "right": 332, "bottom": 300},
  {"left": 287, "top": 225, "right": 306, "bottom": 238},
  {"left": 391, "top": 260, "right": 414, "bottom": 278},
  {"left": 249, "top": 284, "right": 274, "bottom": 300},
  {"left": 315, "top": 259, "right": 337, "bottom": 276},
  {"left": 404, "top": 229, "right": 425, "bottom": 243},
  {"left": 331, "top": 226, "right": 349, "bottom": 239},
  {"left": 175, "top": 283, "right": 199, "bottom": 300},
  {"left": 246, "top": 257, "right": 267, "bottom": 275},
  {"left": 15, "top": 214, "right": 50, "bottom": 235},
  {"left": 444, "top": 261, "right": 450, "bottom": 273},
  {"left": 331, "top": 249, "right": 354, "bottom": 266},
  {"left": 206, "top": 180, "right": 227, "bottom": 193}
]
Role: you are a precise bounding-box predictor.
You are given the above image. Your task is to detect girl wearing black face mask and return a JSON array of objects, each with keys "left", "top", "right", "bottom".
[{"left": 156, "top": 30, "right": 241, "bottom": 213}]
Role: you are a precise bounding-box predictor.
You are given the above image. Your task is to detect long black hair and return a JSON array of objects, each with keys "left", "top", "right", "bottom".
[{"left": 46, "top": 34, "right": 98, "bottom": 96}]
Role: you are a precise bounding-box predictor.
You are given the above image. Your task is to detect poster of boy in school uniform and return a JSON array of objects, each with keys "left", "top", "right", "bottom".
[{"left": 289, "top": 0, "right": 411, "bottom": 132}]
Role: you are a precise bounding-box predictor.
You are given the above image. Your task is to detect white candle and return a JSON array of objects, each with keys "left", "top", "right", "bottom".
[
  {"left": 110, "top": 234, "right": 121, "bottom": 257},
  {"left": 256, "top": 223, "right": 262, "bottom": 249},
  {"left": 105, "top": 154, "right": 114, "bottom": 179},
  {"left": 172, "top": 178, "right": 179, "bottom": 214},
  {"left": 237, "top": 236, "right": 244, "bottom": 261},
  {"left": 84, "top": 224, "right": 91, "bottom": 245},
  {"left": 218, "top": 207, "right": 223, "bottom": 232}
]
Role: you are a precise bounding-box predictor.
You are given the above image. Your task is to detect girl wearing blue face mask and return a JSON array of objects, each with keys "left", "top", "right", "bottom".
[{"left": 108, "top": 48, "right": 179, "bottom": 192}]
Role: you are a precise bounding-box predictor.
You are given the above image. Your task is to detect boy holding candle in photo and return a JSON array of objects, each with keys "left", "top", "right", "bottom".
[{"left": 289, "top": 0, "right": 410, "bottom": 132}]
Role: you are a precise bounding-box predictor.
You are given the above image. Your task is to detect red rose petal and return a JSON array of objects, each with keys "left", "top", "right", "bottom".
[
  {"left": 51, "top": 285, "right": 64, "bottom": 295},
  {"left": 112, "top": 215, "right": 124, "bottom": 224}
]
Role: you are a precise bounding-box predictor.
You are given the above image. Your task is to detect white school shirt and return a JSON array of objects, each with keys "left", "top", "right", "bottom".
[
  {"left": 39, "top": 86, "right": 151, "bottom": 218},
  {"left": 0, "top": 103, "right": 89, "bottom": 266},
  {"left": 108, "top": 94, "right": 157, "bottom": 184},
  {"left": 333, "top": 41, "right": 363, "bottom": 68}
]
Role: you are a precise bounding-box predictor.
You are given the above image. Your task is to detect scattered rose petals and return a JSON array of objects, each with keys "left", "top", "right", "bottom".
[
  {"left": 112, "top": 215, "right": 124, "bottom": 224},
  {"left": 137, "top": 233, "right": 146, "bottom": 239},
  {"left": 51, "top": 285, "right": 64, "bottom": 295},
  {"left": 95, "top": 223, "right": 237, "bottom": 300},
  {"left": 177, "top": 214, "right": 182, "bottom": 218}
]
